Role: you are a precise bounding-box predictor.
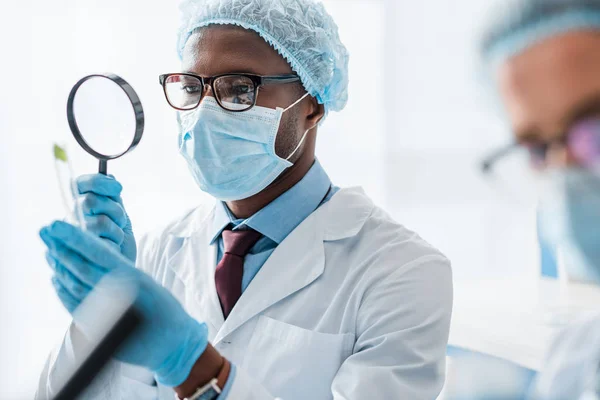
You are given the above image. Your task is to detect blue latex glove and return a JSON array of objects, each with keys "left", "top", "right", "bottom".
[
  {"left": 76, "top": 174, "right": 137, "bottom": 263},
  {"left": 40, "top": 221, "right": 208, "bottom": 387}
]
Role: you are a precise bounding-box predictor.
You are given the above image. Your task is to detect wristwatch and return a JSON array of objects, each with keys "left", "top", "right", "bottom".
[
  {"left": 178, "top": 378, "right": 221, "bottom": 400},
  {"left": 175, "top": 359, "right": 231, "bottom": 400}
]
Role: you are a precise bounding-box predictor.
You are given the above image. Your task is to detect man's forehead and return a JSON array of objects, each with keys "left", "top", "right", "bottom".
[
  {"left": 497, "top": 30, "right": 600, "bottom": 137},
  {"left": 182, "top": 26, "right": 292, "bottom": 75}
]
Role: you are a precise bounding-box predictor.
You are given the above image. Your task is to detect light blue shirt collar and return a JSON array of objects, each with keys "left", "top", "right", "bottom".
[{"left": 210, "top": 159, "right": 332, "bottom": 245}]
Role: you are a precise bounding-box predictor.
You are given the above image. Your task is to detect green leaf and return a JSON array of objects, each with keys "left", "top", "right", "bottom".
[{"left": 53, "top": 144, "right": 68, "bottom": 162}]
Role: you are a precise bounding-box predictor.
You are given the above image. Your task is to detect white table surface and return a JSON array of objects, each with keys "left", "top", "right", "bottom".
[{"left": 449, "top": 277, "right": 600, "bottom": 371}]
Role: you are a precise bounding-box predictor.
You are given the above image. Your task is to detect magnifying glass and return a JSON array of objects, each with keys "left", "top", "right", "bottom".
[{"left": 67, "top": 74, "right": 144, "bottom": 175}]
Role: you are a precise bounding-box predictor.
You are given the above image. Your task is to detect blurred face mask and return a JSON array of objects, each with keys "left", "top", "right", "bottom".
[
  {"left": 178, "top": 93, "right": 310, "bottom": 201},
  {"left": 538, "top": 168, "right": 600, "bottom": 283}
]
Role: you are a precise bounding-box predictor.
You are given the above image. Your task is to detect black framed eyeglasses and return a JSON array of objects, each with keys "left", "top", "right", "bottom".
[{"left": 158, "top": 72, "right": 301, "bottom": 112}]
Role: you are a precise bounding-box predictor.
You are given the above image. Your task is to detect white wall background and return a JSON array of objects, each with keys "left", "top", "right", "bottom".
[
  {"left": 0, "top": 0, "right": 538, "bottom": 398},
  {"left": 384, "top": 1, "right": 539, "bottom": 282}
]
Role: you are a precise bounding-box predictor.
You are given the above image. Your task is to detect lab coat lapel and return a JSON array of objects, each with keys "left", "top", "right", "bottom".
[
  {"left": 213, "top": 210, "right": 326, "bottom": 344},
  {"left": 167, "top": 223, "right": 225, "bottom": 335},
  {"left": 166, "top": 188, "right": 373, "bottom": 345}
]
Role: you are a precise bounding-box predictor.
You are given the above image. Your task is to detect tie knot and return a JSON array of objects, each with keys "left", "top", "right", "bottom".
[{"left": 222, "top": 229, "right": 262, "bottom": 257}]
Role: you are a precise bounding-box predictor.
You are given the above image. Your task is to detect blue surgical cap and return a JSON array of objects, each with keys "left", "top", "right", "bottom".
[
  {"left": 480, "top": 0, "right": 600, "bottom": 69},
  {"left": 177, "top": 0, "right": 350, "bottom": 115}
]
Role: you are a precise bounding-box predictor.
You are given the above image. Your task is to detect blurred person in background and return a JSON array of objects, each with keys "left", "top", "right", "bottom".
[
  {"left": 480, "top": 0, "right": 600, "bottom": 398},
  {"left": 35, "top": 0, "right": 453, "bottom": 399}
]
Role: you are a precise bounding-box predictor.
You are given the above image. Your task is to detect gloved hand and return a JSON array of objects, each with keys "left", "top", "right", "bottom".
[
  {"left": 76, "top": 174, "right": 137, "bottom": 263},
  {"left": 40, "top": 221, "right": 208, "bottom": 387}
]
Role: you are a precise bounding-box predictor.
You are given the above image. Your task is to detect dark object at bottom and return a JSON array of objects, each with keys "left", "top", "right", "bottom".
[{"left": 53, "top": 307, "right": 141, "bottom": 400}]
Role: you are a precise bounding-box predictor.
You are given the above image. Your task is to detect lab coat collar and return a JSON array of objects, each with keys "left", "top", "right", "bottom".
[
  {"left": 167, "top": 201, "right": 216, "bottom": 239},
  {"left": 167, "top": 186, "right": 373, "bottom": 242},
  {"left": 209, "top": 202, "right": 233, "bottom": 245},
  {"left": 322, "top": 187, "right": 374, "bottom": 241}
]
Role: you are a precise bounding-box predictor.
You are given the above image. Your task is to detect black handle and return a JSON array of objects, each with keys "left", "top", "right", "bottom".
[
  {"left": 99, "top": 160, "right": 108, "bottom": 175},
  {"left": 52, "top": 307, "right": 141, "bottom": 400}
]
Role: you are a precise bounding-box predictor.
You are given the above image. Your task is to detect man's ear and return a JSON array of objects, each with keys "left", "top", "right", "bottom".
[{"left": 305, "top": 96, "right": 325, "bottom": 130}]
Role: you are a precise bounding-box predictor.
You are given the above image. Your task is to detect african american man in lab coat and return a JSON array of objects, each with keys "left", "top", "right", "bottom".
[{"left": 37, "top": 1, "right": 453, "bottom": 399}]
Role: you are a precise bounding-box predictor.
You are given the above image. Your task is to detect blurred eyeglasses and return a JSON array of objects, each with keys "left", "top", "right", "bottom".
[
  {"left": 482, "top": 117, "right": 600, "bottom": 173},
  {"left": 159, "top": 72, "right": 301, "bottom": 112}
]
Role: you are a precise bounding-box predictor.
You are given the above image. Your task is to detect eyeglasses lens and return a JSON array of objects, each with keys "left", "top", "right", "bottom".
[
  {"left": 214, "top": 75, "right": 256, "bottom": 111},
  {"left": 568, "top": 119, "right": 600, "bottom": 169},
  {"left": 164, "top": 75, "right": 203, "bottom": 110}
]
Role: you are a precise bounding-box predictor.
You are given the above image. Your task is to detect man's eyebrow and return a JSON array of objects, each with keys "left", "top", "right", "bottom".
[
  {"left": 563, "top": 94, "right": 600, "bottom": 130},
  {"left": 181, "top": 67, "right": 266, "bottom": 77},
  {"left": 514, "top": 116, "right": 548, "bottom": 144},
  {"left": 515, "top": 128, "right": 544, "bottom": 144},
  {"left": 177, "top": 71, "right": 203, "bottom": 79}
]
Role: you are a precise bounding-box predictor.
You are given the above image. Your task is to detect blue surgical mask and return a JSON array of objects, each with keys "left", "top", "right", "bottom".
[
  {"left": 539, "top": 168, "right": 600, "bottom": 283},
  {"left": 178, "top": 94, "right": 311, "bottom": 201}
]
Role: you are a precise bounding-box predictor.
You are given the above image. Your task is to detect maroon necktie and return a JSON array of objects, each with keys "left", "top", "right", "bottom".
[{"left": 215, "top": 229, "right": 262, "bottom": 319}]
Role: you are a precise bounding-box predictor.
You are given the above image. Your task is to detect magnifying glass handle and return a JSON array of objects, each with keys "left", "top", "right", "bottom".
[{"left": 99, "top": 160, "right": 108, "bottom": 175}]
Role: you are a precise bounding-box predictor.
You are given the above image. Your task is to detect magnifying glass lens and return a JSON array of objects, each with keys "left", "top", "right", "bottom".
[{"left": 73, "top": 77, "right": 137, "bottom": 157}]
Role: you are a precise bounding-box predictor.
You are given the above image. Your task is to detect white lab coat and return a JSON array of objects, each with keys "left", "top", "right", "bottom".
[
  {"left": 531, "top": 312, "right": 600, "bottom": 400},
  {"left": 37, "top": 187, "right": 453, "bottom": 400}
]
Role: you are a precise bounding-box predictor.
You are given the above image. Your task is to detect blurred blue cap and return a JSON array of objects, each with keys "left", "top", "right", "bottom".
[{"left": 480, "top": 0, "right": 600, "bottom": 69}]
